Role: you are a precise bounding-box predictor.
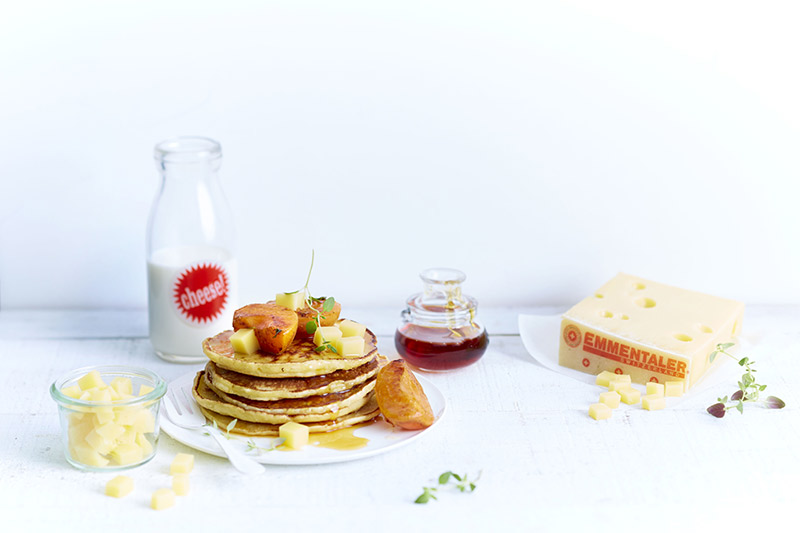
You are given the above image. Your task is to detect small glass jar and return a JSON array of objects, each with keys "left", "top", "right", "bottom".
[
  {"left": 395, "top": 268, "right": 488, "bottom": 371},
  {"left": 50, "top": 366, "right": 167, "bottom": 471}
]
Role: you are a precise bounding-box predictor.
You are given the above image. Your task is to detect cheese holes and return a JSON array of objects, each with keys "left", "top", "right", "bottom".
[
  {"left": 595, "top": 293, "right": 604, "bottom": 299},
  {"left": 620, "top": 314, "right": 630, "bottom": 320},
  {"left": 674, "top": 333, "right": 693, "bottom": 342},
  {"left": 599, "top": 310, "right": 613, "bottom": 318},
  {"left": 697, "top": 324, "right": 713, "bottom": 334},
  {"left": 632, "top": 282, "right": 646, "bottom": 290},
  {"left": 634, "top": 297, "right": 656, "bottom": 308}
]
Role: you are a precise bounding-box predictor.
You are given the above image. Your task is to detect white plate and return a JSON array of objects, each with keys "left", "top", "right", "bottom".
[{"left": 160, "top": 371, "right": 446, "bottom": 465}]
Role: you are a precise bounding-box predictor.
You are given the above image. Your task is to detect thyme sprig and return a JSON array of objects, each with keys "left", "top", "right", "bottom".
[
  {"left": 415, "top": 471, "right": 481, "bottom": 504},
  {"left": 293, "top": 250, "right": 335, "bottom": 336},
  {"left": 707, "top": 343, "right": 785, "bottom": 418}
]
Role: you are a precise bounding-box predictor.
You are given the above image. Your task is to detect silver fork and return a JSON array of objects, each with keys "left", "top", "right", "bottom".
[{"left": 163, "top": 387, "right": 265, "bottom": 475}]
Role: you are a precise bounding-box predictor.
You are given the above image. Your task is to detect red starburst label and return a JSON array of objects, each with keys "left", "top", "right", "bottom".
[{"left": 172, "top": 263, "right": 230, "bottom": 325}]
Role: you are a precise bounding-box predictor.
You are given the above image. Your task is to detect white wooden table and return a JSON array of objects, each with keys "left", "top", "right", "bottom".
[{"left": 2, "top": 306, "right": 798, "bottom": 532}]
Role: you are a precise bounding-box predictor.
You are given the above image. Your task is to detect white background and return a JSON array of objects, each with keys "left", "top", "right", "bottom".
[{"left": 2, "top": 0, "right": 799, "bottom": 311}]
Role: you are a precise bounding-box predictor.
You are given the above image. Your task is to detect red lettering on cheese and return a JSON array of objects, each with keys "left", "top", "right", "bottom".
[
  {"left": 173, "top": 263, "right": 230, "bottom": 325},
  {"left": 581, "top": 332, "right": 686, "bottom": 379}
]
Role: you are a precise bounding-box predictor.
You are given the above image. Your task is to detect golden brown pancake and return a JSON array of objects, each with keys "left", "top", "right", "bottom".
[
  {"left": 192, "top": 371, "right": 375, "bottom": 424},
  {"left": 198, "top": 396, "right": 381, "bottom": 437},
  {"left": 203, "top": 329, "right": 376, "bottom": 378},
  {"left": 205, "top": 358, "right": 380, "bottom": 400},
  {"left": 202, "top": 371, "right": 375, "bottom": 415}
]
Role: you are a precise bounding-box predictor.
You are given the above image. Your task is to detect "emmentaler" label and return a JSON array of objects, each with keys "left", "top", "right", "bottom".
[{"left": 582, "top": 331, "right": 686, "bottom": 379}]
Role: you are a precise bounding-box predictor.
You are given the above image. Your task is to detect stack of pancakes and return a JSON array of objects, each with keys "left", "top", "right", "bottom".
[{"left": 192, "top": 328, "right": 383, "bottom": 436}]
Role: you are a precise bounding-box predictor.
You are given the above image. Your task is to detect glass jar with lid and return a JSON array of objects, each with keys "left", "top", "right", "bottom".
[{"left": 395, "top": 268, "right": 488, "bottom": 371}]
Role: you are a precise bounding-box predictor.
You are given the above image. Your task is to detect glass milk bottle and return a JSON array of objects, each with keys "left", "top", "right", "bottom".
[{"left": 146, "top": 137, "right": 238, "bottom": 363}]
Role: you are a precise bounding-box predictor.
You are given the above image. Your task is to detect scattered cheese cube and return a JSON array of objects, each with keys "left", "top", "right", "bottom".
[
  {"left": 646, "top": 382, "right": 665, "bottom": 397},
  {"left": 109, "top": 377, "right": 133, "bottom": 396},
  {"left": 78, "top": 370, "right": 106, "bottom": 391},
  {"left": 172, "top": 474, "right": 190, "bottom": 496},
  {"left": 610, "top": 374, "right": 631, "bottom": 385},
  {"left": 230, "top": 328, "right": 260, "bottom": 355},
  {"left": 643, "top": 394, "right": 666, "bottom": 411},
  {"left": 279, "top": 421, "right": 309, "bottom": 450},
  {"left": 170, "top": 453, "right": 195, "bottom": 475},
  {"left": 599, "top": 391, "right": 621, "bottom": 409},
  {"left": 332, "top": 336, "right": 365, "bottom": 357},
  {"left": 138, "top": 384, "right": 155, "bottom": 396},
  {"left": 619, "top": 387, "right": 641, "bottom": 405},
  {"left": 338, "top": 319, "right": 366, "bottom": 338},
  {"left": 313, "top": 326, "right": 343, "bottom": 347},
  {"left": 608, "top": 381, "right": 629, "bottom": 392},
  {"left": 275, "top": 291, "right": 305, "bottom": 311},
  {"left": 595, "top": 370, "right": 617, "bottom": 387},
  {"left": 151, "top": 488, "right": 176, "bottom": 510},
  {"left": 665, "top": 381, "right": 684, "bottom": 397},
  {"left": 589, "top": 403, "right": 612, "bottom": 420},
  {"left": 105, "top": 475, "right": 134, "bottom": 498}
]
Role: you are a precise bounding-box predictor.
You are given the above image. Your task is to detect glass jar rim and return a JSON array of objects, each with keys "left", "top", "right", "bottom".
[
  {"left": 154, "top": 136, "right": 222, "bottom": 163},
  {"left": 50, "top": 365, "right": 167, "bottom": 408},
  {"left": 420, "top": 267, "right": 466, "bottom": 285}
]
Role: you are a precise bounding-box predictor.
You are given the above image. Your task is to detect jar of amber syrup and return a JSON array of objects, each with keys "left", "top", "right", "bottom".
[{"left": 395, "top": 268, "right": 488, "bottom": 371}]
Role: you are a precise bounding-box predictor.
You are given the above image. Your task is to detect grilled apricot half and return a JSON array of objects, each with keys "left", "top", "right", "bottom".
[{"left": 375, "top": 360, "right": 434, "bottom": 430}]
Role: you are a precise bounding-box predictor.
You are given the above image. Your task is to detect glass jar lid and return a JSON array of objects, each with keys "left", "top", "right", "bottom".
[{"left": 405, "top": 268, "right": 478, "bottom": 327}]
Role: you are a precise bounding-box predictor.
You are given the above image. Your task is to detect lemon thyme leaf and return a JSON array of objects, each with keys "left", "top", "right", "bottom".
[
  {"left": 706, "top": 343, "right": 785, "bottom": 418},
  {"left": 415, "top": 471, "right": 480, "bottom": 503}
]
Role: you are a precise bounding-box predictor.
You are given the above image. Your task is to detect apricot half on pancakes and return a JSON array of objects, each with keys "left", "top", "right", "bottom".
[{"left": 375, "top": 360, "right": 434, "bottom": 430}]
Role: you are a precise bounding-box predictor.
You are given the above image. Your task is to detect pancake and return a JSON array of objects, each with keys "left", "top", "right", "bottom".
[
  {"left": 198, "top": 396, "right": 381, "bottom": 437},
  {"left": 203, "top": 328, "right": 376, "bottom": 378},
  {"left": 202, "top": 370, "right": 375, "bottom": 416},
  {"left": 205, "top": 357, "right": 380, "bottom": 401},
  {"left": 192, "top": 371, "right": 375, "bottom": 424}
]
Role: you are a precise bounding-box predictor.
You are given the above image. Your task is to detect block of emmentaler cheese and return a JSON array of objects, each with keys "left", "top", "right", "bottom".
[{"left": 559, "top": 273, "right": 744, "bottom": 393}]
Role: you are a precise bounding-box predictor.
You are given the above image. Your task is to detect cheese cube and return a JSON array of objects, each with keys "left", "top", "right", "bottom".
[
  {"left": 338, "top": 319, "right": 366, "bottom": 338},
  {"left": 88, "top": 387, "right": 112, "bottom": 403},
  {"left": 595, "top": 370, "right": 617, "bottom": 387},
  {"left": 588, "top": 403, "right": 612, "bottom": 420},
  {"left": 170, "top": 453, "right": 194, "bottom": 474},
  {"left": 139, "top": 384, "right": 155, "bottom": 396},
  {"left": 151, "top": 488, "right": 176, "bottom": 510},
  {"left": 230, "top": 328, "right": 260, "bottom": 355},
  {"left": 110, "top": 443, "right": 144, "bottom": 465},
  {"left": 279, "top": 421, "right": 309, "bottom": 450},
  {"left": 619, "top": 387, "right": 641, "bottom": 405},
  {"left": 71, "top": 442, "right": 110, "bottom": 467},
  {"left": 132, "top": 409, "right": 155, "bottom": 434},
  {"left": 85, "top": 429, "right": 117, "bottom": 455},
  {"left": 114, "top": 406, "right": 139, "bottom": 426},
  {"left": 610, "top": 374, "right": 631, "bottom": 385},
  {"left": 105, "top": 475, "right": 134, "bottom": 498},
  {"left": 61, "top": 385, "right": 83, "bottom": 399},
  {"left": 172, "top": 474, "right": 190, "bottom": 496},
  {"left": 94, "top": 421, "right": 125, "bottom": 441},
  {"left": 643, "top": 394, "right": 666, "bottom": 411},
  {"left": 136, "top": 432, "right": 154, "bottom": 456},
  {"left": 646, "top": 382, "right": 665, "bottom": 397},
  {"left": 559, "top": 273, "right": 744, "bottom": 390},
  {"left": 110, "top": 377, "right": 133, "bottom": 396},
  {"left": 313, "top": 326, "right": 343, "bottom": 347},
  {"left": 599, "top": 391, "right": 621, "bottom": 409},
  {"left": 93, "top": 408, "right": 115, "bottom": 425},
  {"left": 77, "top": 370, "right": 106, "bottom": 391},
  {"left": 665, "top": 381, "right": 684, "bottom": 397},
  {"left": 608, "top": 381, "right": 629, "bottom": 392},
  {"left": 332, "top": 336, "right": 365, "bottom": 357},
  {"left": 275, "top": 291, "right": 305, "bottom": 311}
]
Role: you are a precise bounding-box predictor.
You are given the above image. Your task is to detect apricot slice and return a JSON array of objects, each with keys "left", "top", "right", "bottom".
[
  {"left": 294, "top": 299, "right": 342, "bottom": 337},
  {"left": 233, "top": 303, "right": 298, "bottom": 355},
  {"left": 375, "top": 360, "right": 434, "bottom": 430}
]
